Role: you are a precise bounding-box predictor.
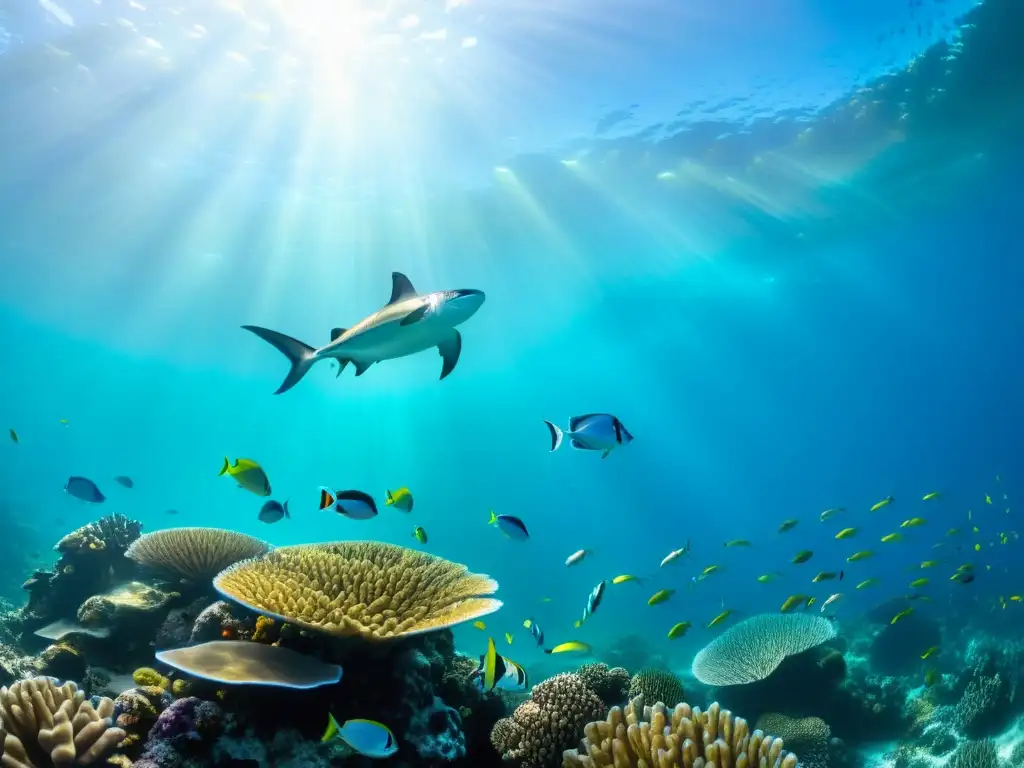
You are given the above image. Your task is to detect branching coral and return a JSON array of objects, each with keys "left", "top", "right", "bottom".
[
  {"left": 691, "top": 613, "right": 836, "bottom": 686},
  {"left": 213, "top": 541, "right": 502, "bottom": 640},
  {"left": 491, "top": 673, "right": 607, "bottom": 768},
  {"left": 563, "top": 696, "right": 799, "bottom": 768},
  {"left": 628, "top": 670, "right": 685, "bottom": 710},
  {"left": 755, "top": 714, "right": 829, "bottom": 768},
  {"left": 955, "top": 673, "right": 1005, "bottom": 738},
  {"left": 948, "top": 738, "right": 999, "bottom": 768},
  {"left": 0, "top": 677, "right": 126, "bottom": 767},
  {"left": 578, "top": 664, "right": 631, "bottom": 708},
  {"left": 125, "top": 528, "right": 270, "bottom": 582}
]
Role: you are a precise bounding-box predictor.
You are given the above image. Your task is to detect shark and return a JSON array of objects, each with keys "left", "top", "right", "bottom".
[{"left": 243, "top": 271, "right": 486, "bottom": 394}]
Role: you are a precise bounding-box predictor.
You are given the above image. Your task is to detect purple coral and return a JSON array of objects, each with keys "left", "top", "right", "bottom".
[{"left": 131, "top": 698, "right": 224, "bottom": 768}]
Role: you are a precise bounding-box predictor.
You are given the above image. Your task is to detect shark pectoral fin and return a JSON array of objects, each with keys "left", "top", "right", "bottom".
[
  {"left": 601, "top": 448, "right": 612, "bottom": 459},
  {"left": 438, "top": 330, "right": 462, "bottom": 380},
  {"left": 335, "top": 360, "right": 350, "bottom": 378},
  {"left": 401, "top": 306, "right": 429, "bottom": 326},
  {"left": 353, "top": 360, "right": 374, "bottom": 377},
  {"left": 330, "top": 327, "right": 347, "bottom": 342},
  {"left": 389, "top": 272, "right": 418, "bottom": 304}
]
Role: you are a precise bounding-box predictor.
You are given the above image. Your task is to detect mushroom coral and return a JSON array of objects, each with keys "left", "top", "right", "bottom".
[{"left": 125, "top": 528, "right": 270, "bottom": 582}]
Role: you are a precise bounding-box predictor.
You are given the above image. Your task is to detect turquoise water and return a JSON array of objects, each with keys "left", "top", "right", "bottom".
[{"left": 1, "top": 0, "right": 1023, "bottom": 713}]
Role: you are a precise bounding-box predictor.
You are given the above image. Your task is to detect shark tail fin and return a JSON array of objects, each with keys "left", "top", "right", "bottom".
[
  {"left": 242, "top": 325, "right": 318, "bottom": 394},
  {"left": 542, "top": 420, "right": 564, "bottom": 452}
]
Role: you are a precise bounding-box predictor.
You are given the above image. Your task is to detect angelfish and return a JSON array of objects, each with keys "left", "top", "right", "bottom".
[
  {"left": 475, "top": 637, "right": 528, "bottom": 692},
  {"left": 243, "top": 272, "right": 486, "bottom": 394},
  {"left": 542, "top": 414, "right": 634, "bottom": 459}
]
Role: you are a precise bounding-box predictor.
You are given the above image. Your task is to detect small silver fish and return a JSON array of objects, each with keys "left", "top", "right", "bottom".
[
  {"left": 542, "top": 414, "right": 634, "bottom": 459},
  {"left": 660, "top": 541, "right": 690, "bottom": 567},
  {"left": 565, "top": 549, "right": 590, "bottom": 566}
]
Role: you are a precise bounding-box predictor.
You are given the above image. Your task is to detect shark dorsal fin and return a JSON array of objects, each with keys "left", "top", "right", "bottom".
[
  {"left": 330, "top": 327, "right": 346, "bottom": 342},
  {"left": 388, "top": 272, "right": 418, "bottom": 304}
]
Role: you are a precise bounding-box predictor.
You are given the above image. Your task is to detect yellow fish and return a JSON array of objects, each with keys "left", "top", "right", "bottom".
[
  {"left": 870, "top": 496, "right": 894, "bottom": 512},
  {"left": 505, "top": 632, "right": 513, "bottom": 645},
  {"left": 986, "top": 494, "right": 992, "bottom": 505},
  {"left": 611, "top": 574, "right": 642, "bottom": 585},
  {"left": 805, "top": 596, "right": 816, "bottom": 608},
  {"left": 707, "top": 610, "right": 733, "bottom": 628},
  {"left": 1011, "top": 596, "right": 1022, "bottom": 602},
  {"left": 856, "top": 578, "right": 879, "bottom": 589},
  {"left": 946, "top": 528, "right": 961, "bottom": 536},
  {"left": 701, "top": 565, "right": 721, "bottom": 577},
  {"left": 724, "top": 539, "right": 752, "bottom": 548},
  {"left": 648, "top": 589, "right": 675, "bottom": 606},
  {"left": 835, "top": 528, "right": 857, "bottom": 540},
  {"left": 919, "top": 560, "right": 939, "bottom": 569},
  {"left": 781, "top": 595, "right": 810, "bottom": 613},
  {"left": 922, "top": 492, "right": 940, "bottom": 501},
  {"left": 881, "top": 533, "right": 904, "bottom": 543},
  {"left": 778, "top": 519, "right": 799, "bottom": 533},
  {"left": 791, "top": 550, "right": 813, "bottom": 564},
  {"left": 472, "top": 621, "right": 486, "bottom": 631},
  {"left": 955, "top": 563, "right": 974, "bottom": 572},
  {"left": 667, "top": 622, "right": 692, "bottom": 639},
  {"left": 812, "top": 571, "right": 840, "bottom": 583},
  {"left": 900, "top": 517, "right": 926, "bottom": 528},
  {"left": 544, "top": 641, "right": 592, "bottom": 655},
  {"left": 59, "top": 419, "right": 69, "bottom": 426},
  {"left": 920, "top": 646, "right": 940, "bottom": 659},
  {"left": 540, "top": 597, "right": 553, "bottom": 603},
  {"left": 891, "top": 607, "right": 914, "bottom": 624},
  {"left": 412, "top": 526, "right": 428, "bottom": 544},
  {"left": 847, "top": 550, "right": 874, "bottom": 562},
  {"left": 385, "top": 487, "right": 414, "bottom": 512},
  {"left": 218, "top": 457, "right": 271, "bottom": 497},
  {"left": 756, "top": 573, "right": 781, "bottom": 583},
  {"left": 909, "top": 578, "right": 929, "bottom": 588}
]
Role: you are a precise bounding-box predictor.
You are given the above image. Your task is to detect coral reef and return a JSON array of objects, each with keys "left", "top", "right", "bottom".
[
  {"left": 113, "top": 685, "right": 173, "bottom": 757},
  {"left": 562, "top": 696, "right": 799, "bottom": 768},
  {"left": 755, "top": 713, "right": 830, "bottom": 768},
  {"left": 948, "top": 738, "right": 999, "bottom": 768},
  {"left": 577, "top": 664, "right": 631, "bottom": 708},
  {"left": 132, "top": 697, "right": 224, "bottom": 767},
  {"left": 213, "top": 541, "right": 502, "bottom": 640},
  {"left": 627, "top": 669, "right": 685, "bottom": 710},
  {"left": 125, "top": 528, "right": 270, "bottom": 583}
]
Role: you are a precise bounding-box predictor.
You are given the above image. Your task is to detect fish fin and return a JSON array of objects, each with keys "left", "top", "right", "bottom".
[
  {"left": 284, "top": 500, "right": 290, "bottom": 519},
  {"left": 330, "top": 327, "right": 346, "bottom": 342},
  {"left": 321, "top": 713, "right": 341, "bottom": 743},
  {"left": 241, "top": 325, "right": 318, "bottom": 394},
  {"left": 542, "top": 421, "right": 563, "bottom": 451},
  {"left": 318, "top": 488, "right": 336, "bottom": 510},
  {"left": 218, "top": 457, "right": 230, "bottom": 477},
  {"left": 335, "top": 360, "right": 349, "bottom": 378},
  {"left": 389, "top": 271, "right": 418, "bottom": 304},
  {"left": 483, "top": 637, "right": 498, "bottom": 691},
  {"left": 386, "top": 490, "right": 394, "bottom": 505},
  {"left": 570, "top": 439, "right": 598, "bottom": 451},
  {"left": 488, "top": 510, "right": 497, "bottom": 525},
  {"left": 437, "top": 330, "right": 462, "bottom": 380},
  {"left": 568, "top": 413, "right": 603, "bottom": 431},
  {"left": 401, "top": 305, "right": 430, "bottom": 326},
  {"left": 601, "top": 448, "right": 612, "bottom": 459},
  {"left": 354, "top": 360, "right": 374, "bottom": 377}
]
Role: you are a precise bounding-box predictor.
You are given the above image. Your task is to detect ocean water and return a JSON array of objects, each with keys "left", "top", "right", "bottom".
[{"left": 1, "top": 0, "right": 1023, "bottom": 749}]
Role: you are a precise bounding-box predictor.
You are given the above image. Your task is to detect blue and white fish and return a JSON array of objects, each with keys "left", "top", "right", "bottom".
[
  {"left": 473, "top": 637, "right": 528, "bottom": 692},
  {"left": 321, "top": 715, "right": 398, "bottom": 758},
  {"left": 488, "top": 510, "right": 529, "bottom": 541},
  {"left": 575, "top": 580, "right": 606, "bottom": 628},
  {"left": 523, "top": 618, "right": 544, "bottom": 646},
  {"left": 64, "top": 476, "right": 105, "bottom": 503},
  {"left": 319, "top": 489, "right": 378, "bottom": 520},
  {"left": 542, "top": 414, "right": 634, "bottom": 459}
]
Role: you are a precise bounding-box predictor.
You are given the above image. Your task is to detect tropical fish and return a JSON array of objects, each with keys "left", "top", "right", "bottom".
[
  {"left": 951, "top": 571, "right": 975, "bottom": 584},
  {"left": 523, "top": 619, "right": 544, "bottom": 646},
  {"left": 921, "top": 646, "right": 940, "bottom": 660},
  {"left": 918, "top": 560, "right": 939, "bottom": 569},
  {"left": 412, "top": 526, "right": 428, "bottom": 544},
  {"left": 542, "top": 414, "right": 635, "bottom": 459},
  {"left": 667, "top": 622, "right": 692, "bottom": 640},
  {"left": 504, "top": 632, "right": 513, "bottom": 645},
  {"left": 901, "top": 517, "right": 926, "bottom": 528},
  {"left": 244, "top": 272, "right": 485, "bottom": 393},
  {"left": 781, "top": 595, "right": 810, "bottom": 613},
  {"left": 565, "top": 549, "right": 591, "bottom": 567},
  {"left": 660, "top": 542, "right": 690, "bottom": 567},
  {"left": 544, "top": 641, "right": 592, "bottom": 655},
  {"left": 870, "top": 496, "right": 894, "bottom": 512},
  {"left": 778, "top": 519, "right": 799, "bottom": 533},
  {"left": 922, "top": 492, "right": 940, "bottom": 501},
  {"left": 881, "top": 533, "right": 904, "bottom": 543},
  {"left": 724, "top": 539, "right": 751, "bottom": 548},
  {"left": 319, "top": 489, "right": 378, "bottom": 520},
  {"left": 581, "top": 581, "right": 606, "bottom": 624},
  {"left": 847, "top": 551, "right": 874, "bottom": 562},
  {"left": 792, "top": 550, "right": 813, "bottom": 564},
  {"left": 986, "top": 494, "right": 992, "bottom": 505},
  {"left": 856, "top": 578, "right": 879, "bottom": 589},
  {"left": 488, "top": 511, "right": 529, "bottom": 540},
  {"left": 385, "top": 487, "right": 414, "bottom": 512},
  {"left": 472, "top": 621, "right": 486, "bottom": 631},
  {"left": 891, "top": 607, "right": 914, "bottom": 624},
  {"left": 64, "top": 476, "right": 105, "bottom": 503},
  {"left": 258, "top": 499, "right": 290, "bottom": 524},
  {"left": 611, "top": 575, "right": 644, "bottom": 586},
  {"left": 475, "top": 638, "right": 528, "bottom": 692},
  {"left": 835, "top": 528, "right": 857, "bottom": 540},
  {"left": 218, "top": 458, "right": 271, "bottom": 497},
  {"left": 707, "top": 610, "right": 733, "bottom": 628},
  {"left": 812, "top": 571, "right": 842, "bottom": 583},
  {"left": 806, "top": 597, "right": 817, "bottom": 608},
  {"left": 321, "top": 715, "right": 399, "bottom": 758},
  {"left": 820, "top": 593, "right": 843, "bottom": 613},
  {"left": 701, "top": 565, "right": 721, "bottom": 577},
  {"left": 114, "top": 476, "right": 134, "bottom": 489},
  {"left": 59, "top": 419, "right": 69, "bottom": 426},
  {"left": 946, "top": 528, "right": 961, "bottom": 536},
  {"left": 820, "top": 507, "right": 845, "bottom": 522},
  {"left": 8, "top": 428, "right": 17, "bottom": 443},
  {"left": 648, "top": 589, "right": 675, "bottom": 606},
  {"left": 909, "top": 578, "right": 929, "bottom": 588}
]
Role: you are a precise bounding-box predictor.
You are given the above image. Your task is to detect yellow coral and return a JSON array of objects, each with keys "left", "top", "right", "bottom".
[
  {"left": 563, "top": 696, "right": 799, "bottom": 768},
  {"left": 133, "top": 667, "right": 170, "bottom": 689},
  {"left": 252, "top": 615, "right": 276, "bottom": 643},
  {"left": 213, "top": 541, "right": 502, "bottom": 641},
  {"left": 171, "top": 679, "right": 192, "bottom": 697},
  {"left": 125, "top": 527, "right": 271, "bottom": 582}
]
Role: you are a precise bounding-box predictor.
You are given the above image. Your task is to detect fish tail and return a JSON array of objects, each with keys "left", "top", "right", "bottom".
[
  {"left": 284, "top": 500, "right": 290, "bottom": 519},
  {"left": 488, "top": 509, "right": 497, "bottom": 525},
  {"left": 241, "top": 325, "right": 319, "bottom": 394},
  {"left": 385, "top": 490, "right": 394, "bottom": 505},
  {"left": 218, "top": 457, "right": 230, "bottom": 477},
  {"left": 542, "top": 420, "right": 563, "bottom": 451},
  {"left": 321, "top": 713, "right": 341, "bottom": 743},
  {"left": 318, "top": 488, "right": 336, "bottom": 510}
]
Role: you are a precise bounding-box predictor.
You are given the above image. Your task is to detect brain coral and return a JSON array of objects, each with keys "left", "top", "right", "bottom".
[
  {"left": 691, "top": 613, "right": 837, "bottom": 686},
  {"left": 125, "top": 527, "right": 271, "bottom": 582},
  {"left": 577, "top": 663, "right": 631, "bottom": 707},
  {"left": 628, "top": 669, "right": 686, "bottom": 709},
  {"left": 0, "top": 677, "right": 126, "bottom": 767},
  {"left": 563, "top": 695, "right": 799, "bottom": 768},
  {"left": 214, "top": 541, "right": 502, "bottom": 640},
  {"left": 491, "top": 673, "right": 607, "bottom": 768}
]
